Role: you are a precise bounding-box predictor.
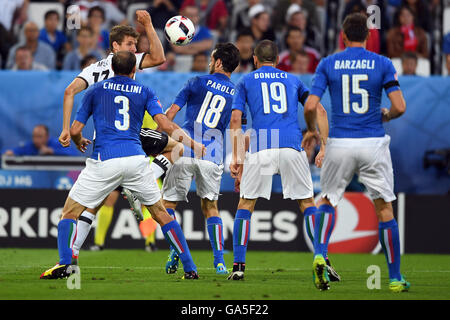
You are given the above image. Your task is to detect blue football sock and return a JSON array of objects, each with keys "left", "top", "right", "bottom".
[
  {"left": 313, "top": 205, "right": 335, "bottom": 257},
  {"left": 162, "top": 220, "right": 196, "bottom": 272},
  {"left": 232, "top": 209, "right": 252, "bottom": 263},
  {"left": 318, "top": 204, "right": 335, "bottom": 258},
  {"left": 207, "top": 216, "right": 225, "bottom": 267},
  {"left": 303, "top": 206, "right": 317, "bottom": 244},
  {"left": 166, "top": 208, "right": 176, "bottom": 220},
  {"left": 57, "top": 219, "right": 77, "bottom": 265},
  {"left": 379, "top": 219, "right": 402, "bottom": 280}
]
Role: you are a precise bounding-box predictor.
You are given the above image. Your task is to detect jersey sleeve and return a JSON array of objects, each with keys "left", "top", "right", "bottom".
[
  {"left": 145, "top": 87, "right": 164, "bottom": 117},
  {"left": 173, "top": 77, "right": 196, "bottom": 108},
  {"left": 297, "top": 78, "right": 310, "bottom": 105},
  {"left": 231, "top": 78, "right": 247, "bottom": 113},
  {"left": 76, "top": 63, "right": 97, "bottom": 88},
  {"left": 382, "top": 57, "right": 400, "bottom": 94},
  {"left": 75, "top": 86, "right": 95, "bottom": 124},
  {"left": 135, "top": 52, "right": 146, "bottom": 70},
  {"left": 310, "top": 58, "right": 328, "bottom": 98}
]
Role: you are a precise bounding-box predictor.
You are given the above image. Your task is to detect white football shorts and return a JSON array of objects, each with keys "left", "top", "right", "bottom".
[
  {"left": 320, "top": 135, "right": 396, "bottom": 206},
  {"left": 69, "top": 155, "right": 161, "bottom": 208},
  {"left": 240, "top": 148, "right": 314, "bottom": 200},
  {"left": 162, "top": 157, "right": 224, "bottom": 202}
]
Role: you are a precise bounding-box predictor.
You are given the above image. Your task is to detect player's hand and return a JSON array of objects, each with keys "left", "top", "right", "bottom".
[
  {"left": 381, "top": 108, "right": 391, "bottom": 122},
  {"left": 75, "top": 137, "right": 92, "bottom": 153},
  {"left": 59, "top": 129, "right": 71, "bottom": 147},
  {"left": 315, "top": 147, "right": 325, "bottom": 168},
  {"left": 193, "top": 142, "right": 206, "bottom": 158},
  {"left": 136, "top": 10, "right": 152, "bottom": 28},
  {"left": 229, "top": 158, "right": 243, "bottom": 179},
  {"left": 301, "top": 130, "right": 319, "bottom": 150}
]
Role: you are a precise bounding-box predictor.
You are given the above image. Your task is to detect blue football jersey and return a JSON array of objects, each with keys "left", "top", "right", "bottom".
[
  {"left": 76, "top": 75, "right": 164, "bottom": 161},
  {"left": 173, "top": 73, "right": 235, "bottom": 163},
  {"left": 232, "top": 65, "right": 310, "bottom": 152},
  {"left": 310, "top": 47, "right": 400, "bottom": 138}
]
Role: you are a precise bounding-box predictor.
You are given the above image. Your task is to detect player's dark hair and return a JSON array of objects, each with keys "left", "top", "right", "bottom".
[
  {"left": 44, "top": 10, "right": 60, "bottom": 21},
  {"left": 212, "top": 42, "right": 240, "bottom": 73},
  {"left": 109, "top": 25, "right": 140, "bottom": 50},
  {"left": 254, "top": 40, "right": 278, "bottom": 63},
  {"left": 342, "top": 13, "right": 369, "bottom": 43},
  {"left": 112, "top": 51, "right": 136, "bottom": 75},
  {"left": 88, "top": 6, "right": 105, "bottom": 21}
]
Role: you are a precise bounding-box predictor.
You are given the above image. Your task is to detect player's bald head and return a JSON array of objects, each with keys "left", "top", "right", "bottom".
[
  {"left": 112, "top": 51, "right": 136, "bottom": 76},
  {"left": 254, "top": 40, "right": 278, "bottom": 64}
]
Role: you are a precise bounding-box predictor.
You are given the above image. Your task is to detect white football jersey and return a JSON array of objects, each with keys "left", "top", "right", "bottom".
[{"left": 77, "top": 52, "right": 146, "bottom": 87}]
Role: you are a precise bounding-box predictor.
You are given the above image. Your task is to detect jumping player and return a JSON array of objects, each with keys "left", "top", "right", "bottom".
[
  {"left": 162, "top": 43, "right": 240, "bottom": 275},
  {"left": 60, "top": 12, "right": 183, "bottom": 260},
  {"left": 40, "top": 51, "right": 203, "bottom": 280},
  {"left": 305, "top": 13, "right": 409, "bottom": 292}
]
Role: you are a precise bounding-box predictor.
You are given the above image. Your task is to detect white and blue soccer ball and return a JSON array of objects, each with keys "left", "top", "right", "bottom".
[{"left": 164, "top": 15, "right": 195, "bottom": 46}]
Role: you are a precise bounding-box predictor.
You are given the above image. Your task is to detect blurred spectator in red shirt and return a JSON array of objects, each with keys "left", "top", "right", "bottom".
[
  {"left": 277, "top": 27, "right": 319, "bottom": 73},
  {"left": 290, "top": 50, "right": 310, "bottom": 74},
  {"left": 386, "top": 5, "right": 428, "bottom": 58},
  {"left": 180, "top": 0, "right": 228, "bottom": 33}
]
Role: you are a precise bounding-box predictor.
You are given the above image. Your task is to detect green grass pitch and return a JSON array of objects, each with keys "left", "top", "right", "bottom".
[{"left": 0, "top": 248, "right": 449, "bottom": 300}]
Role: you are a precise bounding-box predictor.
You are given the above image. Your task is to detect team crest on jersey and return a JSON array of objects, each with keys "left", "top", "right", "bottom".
[{"left": 304, "top": 193, "right": 380, "bottom": 253}]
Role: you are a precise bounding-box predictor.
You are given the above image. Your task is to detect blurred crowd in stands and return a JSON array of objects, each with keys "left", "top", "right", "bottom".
[{"left": 0, "top": 0, "right": 449, "bottom": 75}]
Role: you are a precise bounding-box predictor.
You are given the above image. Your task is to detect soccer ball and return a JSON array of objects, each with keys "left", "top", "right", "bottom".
[{"left": 164, "top": 16, "right": 195, "bottom": 46}]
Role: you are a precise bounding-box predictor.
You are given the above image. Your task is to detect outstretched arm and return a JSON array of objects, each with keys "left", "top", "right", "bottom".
[
  {"left": 136, "top": 10, "right": 166, "bottom": 68},
  {"left": 59, "top": 77, "right": 88, "bottom": 147},
  {"left": 153, "top": 113, "right": 206, "bottom": 157}
]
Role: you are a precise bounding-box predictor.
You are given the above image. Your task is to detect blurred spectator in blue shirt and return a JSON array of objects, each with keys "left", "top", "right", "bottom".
[
  {"left": 39, "top": 10, "right": 69, "bottom": 54},
  {"left": 7, "top": 21, "right": 56, "bottom": 70},
  {"left": 63, "top": 26, "right": 103, "bottom": 70},
  {"left": 170, "top": 5, "right": 214, "bottom": 55},
  {"left": 87, "top": 6, "right": 110, "bottom": 54},
  {"left": 3, "top": 125, "right": 78, "bottom": 156},
  {"left": 11, "top": 46, "right": 48, "bottom": 71}
]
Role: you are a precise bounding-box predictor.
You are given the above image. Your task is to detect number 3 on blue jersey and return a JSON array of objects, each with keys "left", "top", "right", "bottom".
[
  {"left": 114, "top": 95, "right": 130, "bottom": 130},
  {"left": 261, "top": 82, "right": 287, "bottom": 114},
  {"left": 196, "top": 91, "right": 227, "bottom": 128},
  {"left": 342, "top": 74, "right": 369, "bottom": 114}
]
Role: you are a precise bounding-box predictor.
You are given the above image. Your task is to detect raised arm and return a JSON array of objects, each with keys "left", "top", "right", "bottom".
[
  {"left": 59, "top": 77, "right": 88, "bottom": 147},
  {"left": 136, "top": 10, "right": 166, "bottom": 68}
]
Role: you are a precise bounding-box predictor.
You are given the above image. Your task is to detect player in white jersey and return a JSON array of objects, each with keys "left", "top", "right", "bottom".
[{"left": 56, "top": 11, "right": 183, "bottom": 262}]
